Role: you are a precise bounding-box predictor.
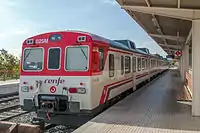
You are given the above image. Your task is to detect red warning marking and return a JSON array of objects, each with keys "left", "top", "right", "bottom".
[{"left": 50, "top": 86, "right": 56, "bottom": 93}]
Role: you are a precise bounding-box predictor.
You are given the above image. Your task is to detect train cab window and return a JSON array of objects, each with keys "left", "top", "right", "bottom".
[
  {"left": 125, "top": 56, "right": 131, "bottom": 74},
  {"left": 23, "top": 48, "right": 44, "bottom": 71},
  {"left": 142, "top": 58, "right": 145, "bottom": 70},
  {"left": 48, "top": 48, "right": 61, "bottom": 70},
  {"left": 137, "top": 58, "right": 141, "bottom": 71},
  {"left": 99, "top": 48, "right": 104, "bottom": 71},
  {"left": 121, "top": 56, "right": 124, "bottom": 75},
  {"left": 109, "top": 54, "right": 114, "bottom": 77},
  {"left": 65, "top": 46, "right": 88, "bottom": 71},
  {"left": 132, "top": 57, "right": 136, "bottom": 72}
]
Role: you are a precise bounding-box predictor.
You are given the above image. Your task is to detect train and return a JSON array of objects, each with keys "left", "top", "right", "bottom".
[{"left": 19, "top": 31, "right": 169, "bottom": 126}]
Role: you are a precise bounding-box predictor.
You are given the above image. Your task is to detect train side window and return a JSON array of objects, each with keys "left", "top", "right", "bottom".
[
  {"left": 99, "top": 48, "right": 104, "bottom": 71},
  {"left": 121, "top": 56, "right": 124, "bottom": 75},
  {"left": 142, "top": 58, "right": 145, "bottom": 70},
  {"left": 145, "top": 59, "right": 147, "bottom": 70},
  {"left": 48, "top": 48, "right": 61, "bottom": 70},
  {"left": 132, "top": 57, "right": 136, "bottom": 72},
  {"left": 157, "top": 60, "right": 159, "bottom": 67},
  {"left": 147, "top": 59, "right": 150, "bottom": 69},
  {"left": 151, "top": 60, "right": 153, "bottom": 68},
  {"left": 125, "top": 56, "right": 131, "bottom": 74},
  {"left": 137, "top": 58, "right": 141, "bottom": 71},
  {"left": 109, "top": 54, "right": 114, "bottom": 77}
]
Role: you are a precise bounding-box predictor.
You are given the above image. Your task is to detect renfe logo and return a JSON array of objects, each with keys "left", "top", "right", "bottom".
[{"left": 44, "top": 77, "right": 65, "bottom": 86}]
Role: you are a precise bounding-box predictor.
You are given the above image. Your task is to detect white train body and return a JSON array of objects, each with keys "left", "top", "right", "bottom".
[{"left": 19, "top": 31, "right": 169, "bottom": 125}]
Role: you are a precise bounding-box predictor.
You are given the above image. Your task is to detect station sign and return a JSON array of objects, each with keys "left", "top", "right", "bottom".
[{"left": 175, "top": 50, "right": 182, "bottom": 57}]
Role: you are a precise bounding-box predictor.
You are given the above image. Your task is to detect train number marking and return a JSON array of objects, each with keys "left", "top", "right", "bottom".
[
  {"left": 35, "top": 39, "right": 48, "bottom": 44},
  {"left": 50, "top": 86, "right": 56, "bottom": 93}
]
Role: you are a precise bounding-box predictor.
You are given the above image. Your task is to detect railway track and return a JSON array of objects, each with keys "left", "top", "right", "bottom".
[
  {"left": 0, "top": 92, "right": 29, "bottom": 121},
  {"left": 44, "top": 124, "right": 57, "bottom": 130},
  {"left": 44, "top": 124, "right": 75, "bottom": 133}
]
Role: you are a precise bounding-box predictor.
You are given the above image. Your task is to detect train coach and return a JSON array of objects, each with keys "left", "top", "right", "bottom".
[{"left": 19, "top": 31, "right": 169, "bottom": 126}]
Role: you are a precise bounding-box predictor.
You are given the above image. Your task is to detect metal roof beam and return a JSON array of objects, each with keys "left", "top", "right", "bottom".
[
  {"left": 149, "top": 34, "right": 185, "bottom": 42},
  {"left": 159, "top": 43, "right": 181, "bottom": 49},
  {"left": 144, "top": 0, "right": 168, "bottom": 46},
  {"left": 121, "top": 5, "right": 200, "bottom": 20},
  {"left": 163, "top": 48, "right": 177, "bottom": 52},
  {"left": 116, "top": 0, "right": 124, "bottom": 5},
  {"left": 145, "top": 0, "right": 151, "bottom": 7}
]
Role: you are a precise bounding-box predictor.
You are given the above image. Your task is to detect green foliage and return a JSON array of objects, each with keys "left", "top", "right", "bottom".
[{"left": 0, "top": 49, "right": 20, "bottom": 80}]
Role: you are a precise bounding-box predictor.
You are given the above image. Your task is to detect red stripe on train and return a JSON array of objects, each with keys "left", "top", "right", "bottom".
[
  {"left": 136, "top": 72, "right": 148, "bottom": 79},
  {"left": 99, "top": 72, "right": 154, "bottom": 105},
  {"left": 99, "top": 77, "right": 133, "bottom": 105}
]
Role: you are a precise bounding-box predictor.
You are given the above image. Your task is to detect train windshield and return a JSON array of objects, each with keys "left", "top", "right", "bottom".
[
  {"left": 65, "top": 46, "right": 88, "bottom": 71},
  {"left": 23, "top": 48, "right": 44, "bottom": 70}
]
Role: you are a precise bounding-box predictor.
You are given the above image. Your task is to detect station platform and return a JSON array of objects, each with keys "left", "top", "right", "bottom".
[
  {"left": 0, "top": 79, "right": 19, "bottom": 86},
  {"left": 73, "top": 70, "right": 200, "bottom": 133},
  {"left": 0, "top": 79, "right": 19, "bottom": 95}
]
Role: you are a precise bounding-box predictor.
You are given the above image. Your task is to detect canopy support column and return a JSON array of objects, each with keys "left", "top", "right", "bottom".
[
  {"left": 180, "top": 45, "right": 189, "bottom": 81},
  {"left": 180, "top": 55, "right": 184, "bottom": 81},
  {"left": 192, "top": 20, "right": 200, "bottom": 116}
]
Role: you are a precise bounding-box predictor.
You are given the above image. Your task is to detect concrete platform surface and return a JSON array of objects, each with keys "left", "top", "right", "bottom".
[
  {"left": 73, "top": 70, "right": 200, "bottom": 133},
  {"left": 0, "top": 79, "right": 19, "bottom": 94},
  {"left": 0, "top": 79, "right": 19, "bottom": 86}
]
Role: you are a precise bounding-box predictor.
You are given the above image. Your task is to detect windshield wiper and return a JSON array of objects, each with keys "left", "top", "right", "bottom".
[
  {"left": 78, "top": 45, "right": 88, "bottom": 60},
  {"left": 23, "top": 49, "right": 31, "bottom": 62}
]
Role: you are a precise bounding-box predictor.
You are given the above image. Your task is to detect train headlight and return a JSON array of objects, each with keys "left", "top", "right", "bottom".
[
  {"left": 77, "top": 36, "right": 86, "bottom": 42},
  {"left": 77, "top": 87, "right": 86, "bottom": 94},
  {"left": 26, "top": 39, "right": 34, "bottom": 45}
]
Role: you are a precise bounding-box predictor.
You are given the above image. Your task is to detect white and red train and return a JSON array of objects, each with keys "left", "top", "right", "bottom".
[{"left": 19, "top": 31, "right": 169, "bottom": 125}]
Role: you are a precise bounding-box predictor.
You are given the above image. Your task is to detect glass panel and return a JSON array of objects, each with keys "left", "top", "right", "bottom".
[
  {"left": 23, "top": 48, "right": 43, "bottom": 70},
  {"left": 137, "top": 58, "right": 141, "bottom": 71},
  {"left": 99, "top": 48, "right": 104, "bottom": 71},
  {"left": 109, "top": 54, "right": 114, "bottom": 77},
  {"left": 48, "top": 48, "right": 60, "bottom": 69},
  {"left": 125, "top": 56, "right": 131, "bottom": 74},
  {"left": 66, "top": 46, "right": 88, "bottom": 70},
  {"left": 142, "top": 58, "right": 145, "bottom": 70},
  {"left": 132, "top": 57, "right": 136, "bottom": 72},
  {"left": 121, "top": 56, "right": 124, "bottom": 75}
]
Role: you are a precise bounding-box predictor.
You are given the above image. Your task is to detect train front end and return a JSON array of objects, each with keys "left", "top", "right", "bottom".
[{"left": 19, "top": 32, "right": 94, "bottom": 125}]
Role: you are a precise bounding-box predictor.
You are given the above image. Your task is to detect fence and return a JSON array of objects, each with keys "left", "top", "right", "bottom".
[{"left": 0, "top": 70, "right": 19, "bottom": 81}]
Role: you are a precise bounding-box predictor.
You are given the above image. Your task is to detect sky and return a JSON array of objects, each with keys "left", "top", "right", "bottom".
[{"left": 0, "top": 0, "right": 167, "bottom": 58}]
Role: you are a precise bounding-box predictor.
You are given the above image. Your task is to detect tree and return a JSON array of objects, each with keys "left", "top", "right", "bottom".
[{"left": 0, "top": 49, "right": 20, "bottom": 80}]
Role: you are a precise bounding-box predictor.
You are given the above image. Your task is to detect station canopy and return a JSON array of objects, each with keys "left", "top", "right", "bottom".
[{"left": 116, "top": 0, "right": 196, "bottom": 56}]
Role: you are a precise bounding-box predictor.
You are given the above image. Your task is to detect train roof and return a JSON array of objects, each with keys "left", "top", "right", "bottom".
[
  {"left": 67, "top": 30, "right": 146, "bottom": 55},
  {"left": 26, "top": 30, "right": 165, "bottom": 60},
  {"left": 67, "top": 31, "right": 166, "bottom": 59}
]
